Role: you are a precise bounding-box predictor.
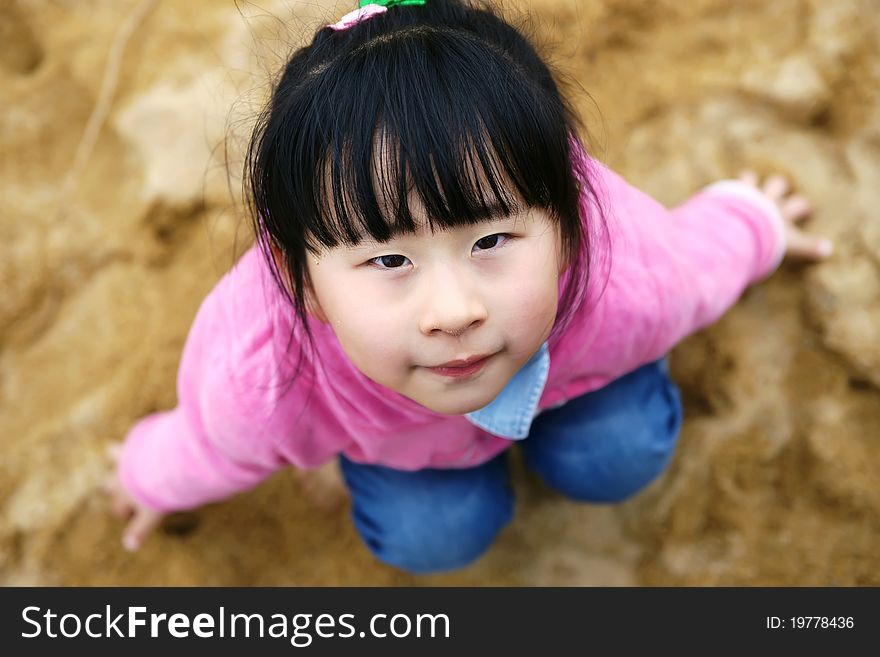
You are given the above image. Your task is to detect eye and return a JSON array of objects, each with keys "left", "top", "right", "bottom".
[
  {"left": 367, "top": 254, "right": 411, "bottom": 270},
  {"left": 473, "top": 233, "right": 511, "bottom": 252}
]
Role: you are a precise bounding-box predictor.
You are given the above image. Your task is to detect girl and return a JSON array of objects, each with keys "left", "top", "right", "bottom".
[{"left": 104, "top": 0, "right": 832, "bottom": 574}]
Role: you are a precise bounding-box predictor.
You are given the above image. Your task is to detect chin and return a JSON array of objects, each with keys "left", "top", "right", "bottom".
[
  {"left": 427, "top": 402, "right": 484, "bottom": 416},
  {"left": 420, "top": 390, "right": 500, "bottom": 416}
]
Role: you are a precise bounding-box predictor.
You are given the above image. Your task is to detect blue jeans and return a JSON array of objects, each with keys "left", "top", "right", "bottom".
[{"left": 339, "top": 357, "right": 683, "bottom": 574}]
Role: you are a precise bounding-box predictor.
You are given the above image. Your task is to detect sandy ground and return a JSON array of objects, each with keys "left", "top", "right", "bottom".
[{"left": 1, "top": 0, "right": 878, "bottom": 585}]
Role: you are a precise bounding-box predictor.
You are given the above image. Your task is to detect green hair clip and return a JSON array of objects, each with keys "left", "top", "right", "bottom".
[{"left": 359, "top": 0, "right": 426, "bottom": 7}]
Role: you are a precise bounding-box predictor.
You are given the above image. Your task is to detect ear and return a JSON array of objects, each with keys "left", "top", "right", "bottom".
[
  {"left": 269, "top": 242, "right": 329, "bottom": 324},
  {"left": 269, "top": 242, "right": 292, "bottom": 292},
  {"left": 269, "top": 241, "right": 284, "bottom": 275}
]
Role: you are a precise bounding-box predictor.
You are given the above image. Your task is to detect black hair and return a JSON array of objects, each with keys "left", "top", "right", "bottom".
[{"left": 244, "top": 0, "right": 610, "bottom": 390}]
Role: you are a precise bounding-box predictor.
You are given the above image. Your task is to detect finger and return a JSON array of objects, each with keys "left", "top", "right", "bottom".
[
  {"left": 738, "top": 169, "right": 759, "bottom": 186},
  {"left": 785, "top": 228, "right": 834, "bottom": 261},
  {"left": 763, "top": 174, "right": 790, "bottom": 201},
  {"left": 122, "top": 511, "right": 162, "bottom": 552},
  {"left": 782, "top": 194, "right": 812, "bottom": 223},
  {"left": 110, "top": 493, "right": 133, "bottom": 519}
]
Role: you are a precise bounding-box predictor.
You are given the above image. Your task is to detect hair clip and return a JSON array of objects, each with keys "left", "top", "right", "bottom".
[
  {"left": 368, "top": 0, "right": 427, "bottom": 5},
  {"left": 327, "top": 1, "right": 426, "bottom": 32}
]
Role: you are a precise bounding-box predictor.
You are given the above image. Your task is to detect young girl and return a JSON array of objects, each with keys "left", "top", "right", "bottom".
[{"left": 104, "top": 0, "right": 832, "bottom": 574}]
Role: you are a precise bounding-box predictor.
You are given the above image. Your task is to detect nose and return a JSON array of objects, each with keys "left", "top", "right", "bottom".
[{"left": 418, "top": 265, "right": 488, "bottom": 337}]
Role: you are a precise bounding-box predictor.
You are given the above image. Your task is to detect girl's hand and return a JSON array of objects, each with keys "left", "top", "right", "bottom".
[
  {"left": 102, "top": 442, "right": 165, "bottom": 552},
  {"left": 738, "top": 169, "right": 834, "bottom": 262}
]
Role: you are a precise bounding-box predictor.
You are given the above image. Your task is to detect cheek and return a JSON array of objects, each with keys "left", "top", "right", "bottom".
[
  {"left": 321, "top": 285, "right": 408, "bottom": 363},
  {"left": 309, "top": 263, "right": 415, "bottom": 378},
  {"left": 513, "top": 281, "right": 559, "bottom": 327},
  {"left": 493, "top": 254, "right": 559, "bottom": 324},
  {"left": 481, "top": 281, "right": 554, "bottom": 353}
]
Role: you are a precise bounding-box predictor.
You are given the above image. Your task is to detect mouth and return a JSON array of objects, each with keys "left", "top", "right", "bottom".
[{"left": 425, "top": 353, "right": 495, "bottom": 378}]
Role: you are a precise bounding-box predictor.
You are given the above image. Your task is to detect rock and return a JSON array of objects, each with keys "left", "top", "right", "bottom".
[{"left": 740, "top": 53, "right": 833, "bottom": 124}]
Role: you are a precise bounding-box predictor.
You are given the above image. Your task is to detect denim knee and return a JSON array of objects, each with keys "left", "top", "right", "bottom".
[
  {"left": 339, "top": 454, "right": 514, "bottom": 574},
  {"left": 522, "top": 358, "right": 683, "bottom": 503}
]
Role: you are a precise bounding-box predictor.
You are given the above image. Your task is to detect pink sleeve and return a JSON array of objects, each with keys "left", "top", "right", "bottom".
[
  {"left": 116, "top": 252, "right": 325, "bottom": 513},
  {"left": 578, "top": 158, "right": 786, "bottom": 378}
]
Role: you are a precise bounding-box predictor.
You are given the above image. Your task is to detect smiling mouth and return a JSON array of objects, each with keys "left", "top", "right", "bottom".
[{"left": 425, "top": 354, "right": 494, "bottom": 378}]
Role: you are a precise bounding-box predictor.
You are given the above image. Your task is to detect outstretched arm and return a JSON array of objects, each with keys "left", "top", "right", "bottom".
[
  {"left": 573, "top": 155, "right": 832, "bottom": 382},
  {"left": 103, "top": 247, "right": 346, "bottom": 551}
]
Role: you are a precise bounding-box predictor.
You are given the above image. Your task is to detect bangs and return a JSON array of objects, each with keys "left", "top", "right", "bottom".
[
  {"left": 317, "top": 126, "right": 528, "bottom": 246},
  {"left": 279, "top": 25, "right": 575, "bottom": 251}
]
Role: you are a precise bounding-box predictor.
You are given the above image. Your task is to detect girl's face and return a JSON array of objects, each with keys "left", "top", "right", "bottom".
[{"left": 302, "top": 199, "right": 565, "bottom": 415}]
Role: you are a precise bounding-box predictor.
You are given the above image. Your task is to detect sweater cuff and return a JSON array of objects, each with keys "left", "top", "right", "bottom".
[
  {"left": 701, "top": 179, "right": 787, "bottom": 277},
  {"left": 117, "top": 412, "right": 179, "bottom": 514}
]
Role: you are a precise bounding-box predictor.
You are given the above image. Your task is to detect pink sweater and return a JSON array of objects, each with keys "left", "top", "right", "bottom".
[{"left": 118, "top": 156, "right": 786, "bottom": 513}]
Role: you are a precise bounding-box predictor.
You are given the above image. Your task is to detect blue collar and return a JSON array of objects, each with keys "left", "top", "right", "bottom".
[{"left": 464, "top": 341, "right": 550, "bottom": 440}]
